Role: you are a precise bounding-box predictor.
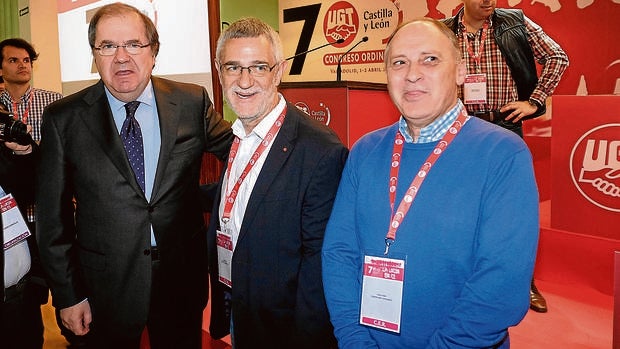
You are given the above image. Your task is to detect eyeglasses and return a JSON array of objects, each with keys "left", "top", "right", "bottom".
[
  {"left": 93, "top": 43, "right": 151, "bottom": 56},
  {"left": 219, "top": 63, "right": 279, "bottom": 77}
]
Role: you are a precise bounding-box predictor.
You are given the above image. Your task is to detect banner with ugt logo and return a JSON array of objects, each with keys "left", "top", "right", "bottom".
[
  {"left": 280, "top": 0, "right": 406, "bottom": 83},
  {"left": 551, "top": 96, "right": 620, "bottom": 240}
]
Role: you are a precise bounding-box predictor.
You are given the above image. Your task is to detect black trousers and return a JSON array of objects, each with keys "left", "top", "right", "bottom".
[
  {"left": 83, "top": 259, "right": 204, "bottom": 349},
  {"left": 2, "top": 276, "right": 45, "bottom": 349}
]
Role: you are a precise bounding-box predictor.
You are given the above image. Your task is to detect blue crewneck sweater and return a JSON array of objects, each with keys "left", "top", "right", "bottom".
[{"left": 322, "top": 117, "right": 539, "bottom": 348}]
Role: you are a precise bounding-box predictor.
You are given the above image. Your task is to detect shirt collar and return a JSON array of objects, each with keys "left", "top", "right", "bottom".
[
  {"left": 232, "top": 94, "right": 286, "bottom": 139},
  {"left": 398, "top": 100, "right": 465, "bottom": 143},
  {"left": 104, "top": 80, "right": 155, "bottom": 112},
  {"left": 18, "top": 86, "right": 33, "bottom": 102},
  {"left": 457, "top": 11, "right": 494, "bottom": 33},
  {"left": 0, "top": 86, "right": 32, "bottom": 103}
]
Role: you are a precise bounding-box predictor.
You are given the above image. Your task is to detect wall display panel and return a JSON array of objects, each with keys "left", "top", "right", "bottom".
[
  {"left": 57, "top": 0, "right": 213, "bottom": 94},
  {"left": 551, "top": 95, "right": 620, "bottom": 239},
  {"left": 278, "top": 0, "right": 620, "bottom": 96},
  {"left": 279, "top": 0, "right": 416, "bottom": 84}
]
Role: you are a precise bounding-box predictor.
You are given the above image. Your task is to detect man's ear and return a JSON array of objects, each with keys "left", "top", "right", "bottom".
[
  {"left": 455, "top": 60, "right": 466, "bottom": 86},
  {"left": 214, "top": 60, "right": 223, "bottom": 85},
  {"left": 275, "top": 60, "right": 288, "bottom": 86}
]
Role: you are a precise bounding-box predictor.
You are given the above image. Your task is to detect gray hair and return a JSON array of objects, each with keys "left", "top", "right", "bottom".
[{"left": 216, "top": 17, "right": 283, "bottom": 63}]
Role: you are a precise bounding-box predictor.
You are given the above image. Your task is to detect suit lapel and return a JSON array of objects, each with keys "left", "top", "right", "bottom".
[
  {"left": 236, "top": 105, "right": 298, "bottom": 245},
  {"left": 150, "top": 77, "right": 180, "bottom": 203},
  {"left": 80, "top": 81, "right": 146, "bottom": 198}
]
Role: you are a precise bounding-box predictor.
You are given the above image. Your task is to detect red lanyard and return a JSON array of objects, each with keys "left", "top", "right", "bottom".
[
  {"left": 384, "top": 108, "right": 469, "bottom": 255},
  {"left": 461, "top": 18, "right": 489, "bottom": 70},
  {"left": 221, "top": 106, "right": 287, "bottom": 223},
  {"left": 11, "top": 90, "right": 33, "bottom": 124}
]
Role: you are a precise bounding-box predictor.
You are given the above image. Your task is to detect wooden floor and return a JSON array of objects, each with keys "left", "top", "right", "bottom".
[{"left": 42, "top": 296, "right": 69, "bottom": 349}]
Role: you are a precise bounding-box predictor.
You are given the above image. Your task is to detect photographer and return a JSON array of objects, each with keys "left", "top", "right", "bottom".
[
  {"left": 0, "top": 38, "right": 75, "bottom": 348},
  {"left": 0, "top": 102, "right": 47, "bottom": 349}
]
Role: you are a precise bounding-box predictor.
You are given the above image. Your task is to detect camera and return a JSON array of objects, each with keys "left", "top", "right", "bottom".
[{"left": 0, "top": 108, "right": 31, "bottom": 145}]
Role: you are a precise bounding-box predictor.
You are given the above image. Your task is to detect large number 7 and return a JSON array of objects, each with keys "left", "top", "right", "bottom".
[{"left": 283, "top": 4, "right": 321, "bottom": 75}]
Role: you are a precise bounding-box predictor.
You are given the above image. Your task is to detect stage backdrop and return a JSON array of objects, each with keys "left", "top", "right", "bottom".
[{"left": 279, "top": 0, "right": 620, "bottom": 96}]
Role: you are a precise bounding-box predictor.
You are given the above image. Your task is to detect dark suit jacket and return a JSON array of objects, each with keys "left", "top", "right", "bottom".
[
  {"left": 207, "top": 103, "right": 348, "bottom": 349},
  {"left": 36, "top": 77, "right": 232, "bottom": 340}
]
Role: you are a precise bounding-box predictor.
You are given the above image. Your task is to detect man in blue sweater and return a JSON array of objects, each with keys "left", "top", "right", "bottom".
[{"left": 322, "top": 18, "right": 539, "bottom": 348}]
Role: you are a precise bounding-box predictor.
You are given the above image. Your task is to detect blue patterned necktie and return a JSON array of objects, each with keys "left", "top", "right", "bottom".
[{"left": 121, "top": 101, "right": 145, "bottom": 192}]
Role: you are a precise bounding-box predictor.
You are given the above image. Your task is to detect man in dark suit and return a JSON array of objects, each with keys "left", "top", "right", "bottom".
[
  {"left": 206, "top": 18, "right": 347, "bottom": 349},
  {"left": 35, "top": 3, "right": 232, "bottom": 349},
  {"left": 1, "top": 103, "right": 48, "bottom": 349}
]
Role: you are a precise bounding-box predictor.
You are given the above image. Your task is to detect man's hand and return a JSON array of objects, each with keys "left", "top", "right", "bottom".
[
  {"left": 60, "top": 300, "right": 93, "bottom": 336},
  {"left": 3, "top": 124, "right": 33, "bottom": 155},
  {"left": 4, "top": 141, "right": 32, "bottom": 155},
  {"left": 500, "top": 101, "right": 538, "bottom": 123}
]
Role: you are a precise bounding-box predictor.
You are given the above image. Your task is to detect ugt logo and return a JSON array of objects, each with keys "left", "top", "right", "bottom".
[
  {"left": 294, "top": 101, "right": 332, "bottom": 126},
  {"left": 570, "top": 124, "right": 620, "bottom": 212},
  {"left": 323, "top": 1, "right": 359, "bottom": 48}
]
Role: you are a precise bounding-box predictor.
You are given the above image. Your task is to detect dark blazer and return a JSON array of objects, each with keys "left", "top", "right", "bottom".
[
  {"left": 36, "top": 77, "right": 232, "bottom": 341},
  {"left": 207, "top": 102, "right": 348, "bottom": 349}
]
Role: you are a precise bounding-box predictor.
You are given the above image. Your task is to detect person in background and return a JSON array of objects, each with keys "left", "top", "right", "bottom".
[
  {"left": 0, "top": 38, "right": 63, "bottom": 144},
  {"left": 0, "top": 38, "right": 63, "bottom": 230},
  {"left": 206, "top": 17, "right": 347, "bottom": 349},
  {"left": 0, "top": 101, "right": 44, "bottom": 349},
  {"left": 36, "top": 3, "right": 232, "bottom": 348},
  {"left": 322, "top": 18, "right": 539, "bottom": 348},
  {"left": 0, "top": 36, "right": 86, "bottom": 348},
  {"left": 0, "top": 37, "right": 63, "bottom": 347},
  {"left": 442, "top": 0, "right": 569, "bottom": 313}
]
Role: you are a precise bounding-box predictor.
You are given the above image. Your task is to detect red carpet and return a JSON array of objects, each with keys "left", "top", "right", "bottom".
[
  {"left": 509, "top": 200, "right": 616, "bottom": 348},
  {"left": 511, "top": 279, "right": 612, "bottom": 348}
]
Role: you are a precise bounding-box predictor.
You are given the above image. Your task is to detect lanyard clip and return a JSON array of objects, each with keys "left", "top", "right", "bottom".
[{"left": 384, "top": 238, "right": 394, "bottom": 255}]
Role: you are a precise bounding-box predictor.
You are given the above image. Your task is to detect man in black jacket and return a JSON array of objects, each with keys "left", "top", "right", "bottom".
[{"left": 443, "top": 0, "right": 569, "bottom": 312}]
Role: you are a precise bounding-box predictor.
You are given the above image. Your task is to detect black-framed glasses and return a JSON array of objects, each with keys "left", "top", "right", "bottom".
[
  {"left": 93, "top": 43, "right": 151, "bottom": 56},
  {"left": 219, "top": 62, "right": 279, "bottom": 77}
]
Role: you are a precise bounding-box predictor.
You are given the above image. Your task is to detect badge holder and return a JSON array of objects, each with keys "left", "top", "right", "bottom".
[{"left": 359, "top": 250, "right": 406, "bottom": 333}]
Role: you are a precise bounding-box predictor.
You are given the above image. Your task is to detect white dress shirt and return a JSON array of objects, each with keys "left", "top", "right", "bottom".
[{"left": 218, "top": 95, "right": 286, "bottom": 250}]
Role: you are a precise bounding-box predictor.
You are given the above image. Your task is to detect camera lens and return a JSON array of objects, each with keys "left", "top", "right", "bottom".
[{"left": 0, "top": 109, "right": 31, "bottom": 145}]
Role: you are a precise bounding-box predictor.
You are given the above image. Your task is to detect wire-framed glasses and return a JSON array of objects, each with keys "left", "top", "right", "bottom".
[
  {"left": 93, "top": 42, "right": 151, "bottom": 56},
  {"left": 219, "top": 62, "right": 279, "bottom": 77}
]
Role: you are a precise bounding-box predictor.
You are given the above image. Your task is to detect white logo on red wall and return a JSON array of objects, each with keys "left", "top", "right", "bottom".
[
  {"left": 570, "top": 124, "right": 620, "bottom": 212},
  {"left": 294, "top": 102, "right": 331, "bottom": 126},
  {"left": 324, "top": 1, "right": 360, "bottom": 48}
]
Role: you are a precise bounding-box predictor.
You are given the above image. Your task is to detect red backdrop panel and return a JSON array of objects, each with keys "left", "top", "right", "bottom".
[
  {"left": 279, "top": 82, "right": 399, "bottom": 147},
  {"left": 551, "top": 96, "right": 620, "bottom": 239}
]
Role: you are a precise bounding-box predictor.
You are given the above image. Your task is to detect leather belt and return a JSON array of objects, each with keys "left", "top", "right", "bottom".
[
  {"left": 150, "top": 246, "right": 160, "bottom": 261},
  {"left": 473, "top": 110, "right": 510, "bottom": 123}
]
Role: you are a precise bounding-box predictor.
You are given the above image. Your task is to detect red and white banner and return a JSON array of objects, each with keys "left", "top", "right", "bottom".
[
  {"left": 279, "top": 0, "right": 620, "bottom": 95},
  {"left": 551, "top": 96, "right": 620, "bottom": 239}
]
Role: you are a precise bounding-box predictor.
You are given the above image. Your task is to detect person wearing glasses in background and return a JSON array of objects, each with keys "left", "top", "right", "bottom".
[
  {"left": 36, "top": 3, "right": 232, "bottom": 349},
  {"left": 205, "top": 17, "right": 347, "bottom": 349}
]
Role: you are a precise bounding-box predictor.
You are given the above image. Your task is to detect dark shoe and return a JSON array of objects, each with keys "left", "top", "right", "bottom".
[{"left": 530, "top": 282, "right": 548, "bottom": 313}]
